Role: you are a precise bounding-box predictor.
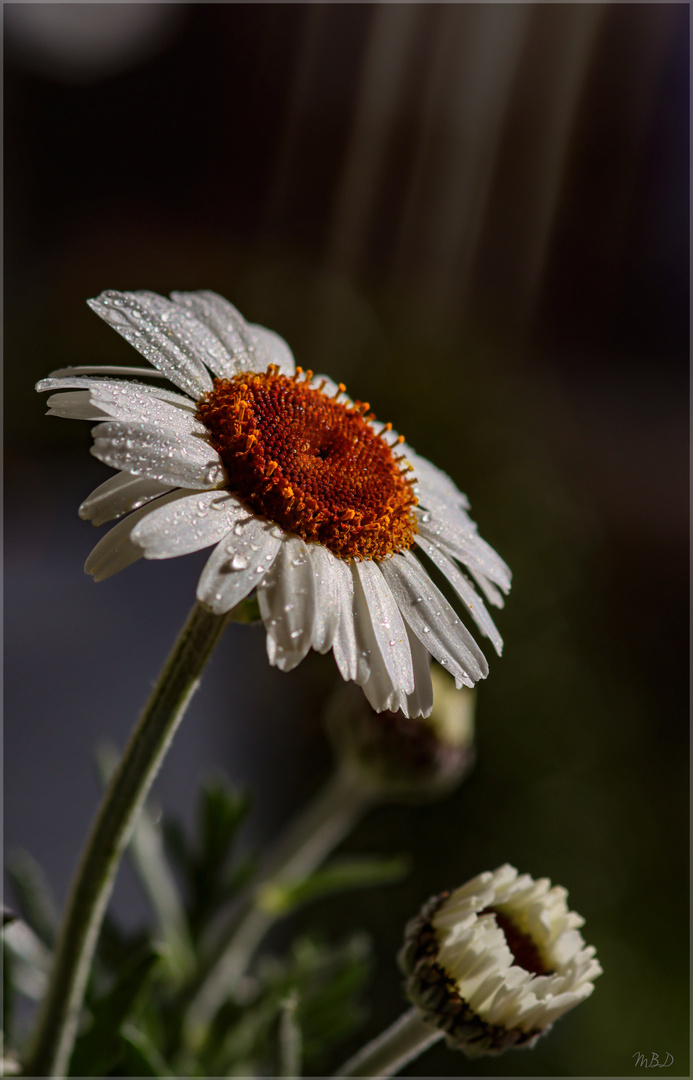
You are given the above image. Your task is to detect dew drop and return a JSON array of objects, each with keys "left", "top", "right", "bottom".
[{"left": 231, "top": 554, "right": 248, "bottom": 570}]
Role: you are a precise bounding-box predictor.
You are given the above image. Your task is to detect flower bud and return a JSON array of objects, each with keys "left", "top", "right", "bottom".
[
  {"left": 324, "top": 666, "right": 475, "bottom": 800},
  {"left": 399, "top": 865, "right": 602, "bottom": 1056}
]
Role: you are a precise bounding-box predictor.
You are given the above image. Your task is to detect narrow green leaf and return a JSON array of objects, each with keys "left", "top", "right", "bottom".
[
  {"left": 2, "top": 918, "right": 50, "bottom": 1001},
  {"left": 119, "top": 1023, "right": 172, "bottom": 1077},
  {"left": 256, "top": 855, "right": 411, "bottom": 916},
  {"left": 199, "top": 779, "right": 251, "bottom": 872},
  {"left": 5, "top": 851, "right": 58, "bottom": 947},
  {"left": 69, "top": 947, "right": 160, "bottom": 1076}
]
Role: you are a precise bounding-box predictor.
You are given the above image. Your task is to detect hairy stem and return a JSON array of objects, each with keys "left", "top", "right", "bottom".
[{"left": 23, "top": 602, "right": 228, "bottom": 1077}]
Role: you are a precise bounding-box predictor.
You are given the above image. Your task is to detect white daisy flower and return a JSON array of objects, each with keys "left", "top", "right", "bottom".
[
  {"left": 37, "top": 289, "right": 511, "bottom": 719},
  {"left": 399, "top": 864, "right": 602, "bottom": 1055}
]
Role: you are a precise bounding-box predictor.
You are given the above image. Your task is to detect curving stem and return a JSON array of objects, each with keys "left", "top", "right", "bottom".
[{"left": 22, "top": 602, "right": 229, "bottom": 1077}]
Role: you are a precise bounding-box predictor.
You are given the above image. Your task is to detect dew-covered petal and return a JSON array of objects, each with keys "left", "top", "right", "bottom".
[
  {"left": 418, "top": 519, "right": 511, "bottom": 593},
  {"left": 87, "top": 291, "right": 214, "bottom": 398},
  {"left": 90, "top": 420, "right": 225, "bottom": 490},
  {"left": 197, "top": 515, "right": 282, "bottom": 615},
  {"left": 404, "top": 625, "right": 434, "bottom": 718},
  {"left": 380, "top": 550, "right": 488, "bottom": 688},
  {"left": 415, "top": 535, "right": 503, "bottom": 655},
  {"left": 467, "top": 566, "right": 507, "bottom": 609},
  {"left": 170, "top": 290, "right": 263, "bottom": 373},
  {"left": 249, "top": 324, "right": 295, "bottom": 375},
  {"left": 330, "top": 559, "right": 368, "bottom": 684},
  {"left": 407, "top": 447, "right": 471, "bottom": 510},
  {"left": 46, "top": 381, "right": 205, "bottom": 435},
  {"left": 131, "top": 490, "right": 248, "bottom": 559},
  {"left": 309, "top": 545, "right": 343, "bottom": 654},
  {"left": 46, "top": 391, "right": 110, "bottom": 421},
  {"left": 351, "top": 565, "right": 409, "bottom": 715},
  {"left": 79, "top": 472, "right": 174, "bottom": 526},
  {"left": 37, "top": 375, "right": 198, "bottom": 414},
  {"left": 45, "top": 365, "right": 170, "bottom": 379},
  {"left": 84, "top": 491, "right": 184, "bottom": 582},
  {"left": 258, "top": 536, "right": 316, "bottom": 672},
  {"left": 353, "top": 560, "right": 414, "bottom": 697}
]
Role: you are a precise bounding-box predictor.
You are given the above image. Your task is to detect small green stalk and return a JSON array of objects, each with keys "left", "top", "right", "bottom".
[
  {"left": 23, "top": 602, "right": 229, "bottom": 1078},
  {"left": 183, "top": 767, "right": 376, "bottom": 1047},
  {"left": 333, "top": 1007, "right": 442, "bottom": 1077}
]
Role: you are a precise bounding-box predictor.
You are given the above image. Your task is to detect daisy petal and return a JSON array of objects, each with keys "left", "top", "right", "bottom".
[
  {"left": 46, "top": 391, "right": 110, "bottom": 421},
  {"left": 415, "top": 535, "right": 503, "bottom": 655},
  {"left": 79, "top": 472, "right": 174, "bottom": 526},
  {"left": 258, "top": 536, "right": 316, "bottom": 672},
  {"left": 46, "top": 365, "right": 169, "bottom": 379},
  {"left": 170, "top": 290, "right": 259, "bottom": 372},
  {"left": 353, "top": 560, "right": 415, "bottom": 697},
  {"left": 197, "top": 516, "right": 282, "bottom": 614},
  {"left": 380, "top": 550, "right": 488, "bottom": 687},
  {"left": 404, "top": 625, "right": 434, "bottom": 718},
  {"left": 418, "top": 519, "right": 511, "bottom": 592},
  {"left": 87, "top": 291, "right": 214, "bottom": 398},
  {"left": 84, "top": 491, "right": 183, "bottom": 582},
  {"left": 408, "top": 448, "right": 471, "bottom": 510},
  {"left": 309, "top": 545, "right": 342, "bottom": 654},
  {"left": 90, "top": 420, "right": 225, "bottom": 490},
  {"left": 48, "top": 383, "right": 205, "bottom": 434},
  {"left": 331, "top": 560, "right": 368, "bottom": 684},
  {"left": 37, "top": 376, "right": 199, "bottom": 414},
  {"left": 351, "top": 566, "right": 409, "bottom": 715},
  {"left": 131, "top": 490, "right": 248, "bottom": 559},
  {"left": 249, "top": 324, "right": 295, "bottom": 375}
]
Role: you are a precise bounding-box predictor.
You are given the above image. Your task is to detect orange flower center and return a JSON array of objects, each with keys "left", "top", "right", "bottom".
[{"left": 197, "top": 365, "right": 418, "bottom": 560}]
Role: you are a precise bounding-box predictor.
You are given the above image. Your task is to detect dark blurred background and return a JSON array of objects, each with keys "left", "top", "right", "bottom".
[{"left": 4, "top": 3, "right": 689, "bottom": 1075}]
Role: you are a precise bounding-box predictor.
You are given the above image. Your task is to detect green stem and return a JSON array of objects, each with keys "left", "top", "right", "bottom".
[
  {"left": 22, "top": 602, "right": 228, "bottom": 1078},
  {"left": 183, "top": 768, "right": 375, "bottom": 1047},
  {"left": 333, "top": 1007, "right": 442, "bottom": 1077}
]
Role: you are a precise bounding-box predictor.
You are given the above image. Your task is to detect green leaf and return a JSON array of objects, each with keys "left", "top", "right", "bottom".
[
  {"left": 2, "top": 917, "right": 50, "bottom": 1001},
  {"left": 199, "top": 778, "right": 251, "bottom": 874},
  {"left": 207, "top": 934, "right": 372, "bottom": 1076},
  {"left": 69, "top": 946, "right": 160, "bottom": 1076},
  {"left": 256, "top": 855, "right": 411, "bottom": 916},
  {"left": 119, "top": 1023, "right": 172, "bottom": 1077},
  {"left": 182, "top": 777, "right": 252, "bottom": 937},
  {"left": 5, "top": 850, "right": 58, "bottom": 947}
]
